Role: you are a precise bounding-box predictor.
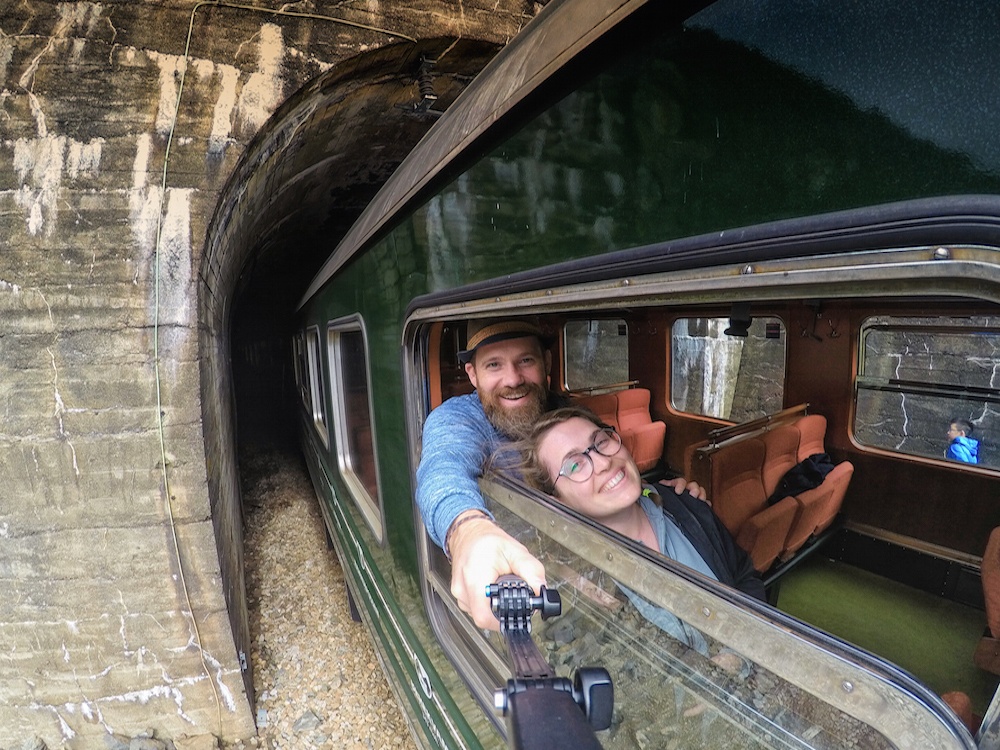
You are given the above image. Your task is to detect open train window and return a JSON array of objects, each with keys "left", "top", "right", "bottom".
[
  {"left": 328, "top": 317, "right": 384, "bottom": 543},
  {"left": 670, "top": 316, "right": 786, "bottom": 422},
  {"left": 563, "top": 319, "right": 629, "bottom": 391},
  {"left": 855, "top": 315, "right": 1000, "bottom": 468},
  {"left": 305, "top": 326, "right": 328, "bottom": 446}
]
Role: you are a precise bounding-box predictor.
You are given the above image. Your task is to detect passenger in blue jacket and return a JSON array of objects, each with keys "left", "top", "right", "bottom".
[{"left": 946, "top": 418, "right": 980, "bottom": 464}]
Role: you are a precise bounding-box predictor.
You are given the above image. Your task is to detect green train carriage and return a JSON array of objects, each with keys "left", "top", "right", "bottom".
[{"left": 293, "top": 0, "right": 1000, "bottom": 747}]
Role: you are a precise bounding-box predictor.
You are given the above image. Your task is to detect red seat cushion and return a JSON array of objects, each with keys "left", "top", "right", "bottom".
[
  {"left": 575, "top": 392, "right": 620, "bottom": 431},
  {"left": 796, "top": 414, "right": 828, "bottom": 461},
  {"left": 616, "top": 388, "right": 666, "bottom": 472}
]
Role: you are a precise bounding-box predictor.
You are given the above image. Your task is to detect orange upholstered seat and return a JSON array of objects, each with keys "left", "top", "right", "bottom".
[
  {"left": 760, "top": 424, "right": 801, "bottom": 497},
  {"left": 685, "top": 411, "right": 852, "bottom": 571},
  {"left": 795, "top": 414, "right": 828, "bottom": 461},
  {"left": 710, "top": 436, "right": 797, "bottom": 571},
  {"left": 790, "top": 413, "right": 851, "bottom": 539},
  {"left": 760, "top": 424, "right": 820, "bottom": 558},
  {"left": 940, "top": 691, "right": 980, "bottom": 734},
  {"left": 577, "top": 392, "right": 620, "bottom": 432},
  {"left": 577, "top": 388, "right": 666, "bottom": 473},
  {"left": 616, "top": 388, "right": 667, "bottom": 473},
  {"left": 974, "top": 526, "right": 1000, "bottom": 674},
  {"left": 796, "top": 462, "right": 853, "bottom": 538}
]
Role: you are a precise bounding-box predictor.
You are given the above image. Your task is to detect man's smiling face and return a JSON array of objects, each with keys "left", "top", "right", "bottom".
[{"left": 465, "top": 336, "right": 551, "bottom": 439}]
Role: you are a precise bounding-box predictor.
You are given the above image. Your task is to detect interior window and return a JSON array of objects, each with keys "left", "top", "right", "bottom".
[
  {"left": 329, "top": 320, "right": 384, "bottom": 542},
  {"left": 671, "top": 316, "right": 786, "bottom": 421},
  {"left": 563, "top": 319, "right": 630, "bottom": 390},
  {"left": 305, "top": 327, "right": 328, "bottom": 446},
  {"left": 856, "top": 316, "right": 1000, "bottom": 467}
]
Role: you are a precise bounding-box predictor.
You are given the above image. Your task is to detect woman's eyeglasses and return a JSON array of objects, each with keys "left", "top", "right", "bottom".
[{"left": 557, "top": 428, "right": 622, "bottom": 483}]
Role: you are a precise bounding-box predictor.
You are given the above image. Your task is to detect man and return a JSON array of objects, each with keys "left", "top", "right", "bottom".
[
  {"left": 946, "top": 418, "right": 980, "bottom": 464},
  {"left": 416, "top": 318, "right": 700, "bottom": 629}
]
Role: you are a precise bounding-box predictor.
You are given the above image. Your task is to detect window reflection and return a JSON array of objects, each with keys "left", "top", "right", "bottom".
[
  {"left": 328, "top": 321, "right": 382, "bottom": 542},
  {"left": 486, "top": 499, "right": 896, "bottom": 750},
  {"left": 340, "top": 330, "right": 379, "bottom": 498}
]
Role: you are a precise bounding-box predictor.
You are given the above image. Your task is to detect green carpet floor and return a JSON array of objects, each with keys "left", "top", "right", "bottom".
[{"left": 776, "top": 556, "right": 999, "bottom": 715}]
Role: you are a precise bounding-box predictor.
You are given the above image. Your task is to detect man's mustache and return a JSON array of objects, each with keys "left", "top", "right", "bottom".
[{"left": 497, "top": 383, "right": 544, "bottom": 400}]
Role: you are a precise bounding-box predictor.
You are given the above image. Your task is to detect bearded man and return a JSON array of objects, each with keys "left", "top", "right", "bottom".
[
  {"left": 416, "top": 318, "right": 701, "bottom": 629},
  {"left": 416, "top": 319, "right": 555, "bottom": 627}
]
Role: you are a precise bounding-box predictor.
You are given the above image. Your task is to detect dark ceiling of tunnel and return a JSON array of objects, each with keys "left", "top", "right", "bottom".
[
  {"left": 232, "top": 37, "right": 501, "bottom": 326},
  {"left": 226, "top": 37, "right": 500, "bottom": 439}
]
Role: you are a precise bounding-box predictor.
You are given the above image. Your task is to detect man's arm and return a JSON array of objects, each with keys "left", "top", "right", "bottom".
[
  {"left": 447, "top": 511, "right": 546, "bottom": 629},
  {"left": 415, "top": 395, "right": 497, "bottom": 548},
  {"left": 415, "top": 395, "right": 547, "bottom": 628}
]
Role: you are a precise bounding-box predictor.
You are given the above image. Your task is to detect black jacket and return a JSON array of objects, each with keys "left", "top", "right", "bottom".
[{"left": 654, "top": 484, "right": 766, "bottom": 602}]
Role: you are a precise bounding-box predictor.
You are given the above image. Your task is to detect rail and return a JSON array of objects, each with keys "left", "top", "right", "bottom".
[{"left": 705, "top": 402, "right": 810, "bottom": 448}]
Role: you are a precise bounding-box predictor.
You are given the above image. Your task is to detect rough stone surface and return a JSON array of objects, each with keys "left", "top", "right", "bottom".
[{"left": 0, "top": 0, "right": 537, "bottom": 745}]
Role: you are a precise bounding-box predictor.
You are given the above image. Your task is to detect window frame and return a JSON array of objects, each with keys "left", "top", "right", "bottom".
[
  {"left": 328, "top": 315, "right": 385, "bottom": 544},
  {"left": 292, "top": 331, "right": 308, "bottom": 409},
  {"left": 402, "top": 198, "right": 1000, "bottom": 750},
  {"left": 305, "top": 325, "right": 329, "bottom": 447},
  {"left": 854, "top": 316, "right": 1000, "bottom": 468}
]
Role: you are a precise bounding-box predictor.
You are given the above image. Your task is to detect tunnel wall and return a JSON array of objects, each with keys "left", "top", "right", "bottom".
[{"left": 0, "top": 1, "right": 532, "bottom": 745}]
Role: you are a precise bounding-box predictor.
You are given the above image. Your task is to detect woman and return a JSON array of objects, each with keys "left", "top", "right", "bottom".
[
  {"left": 516, "top": 406, "right": 763, "bottom": 684},
  {"left": 520, "top": 406, "right": 765, "bottom": 602}
]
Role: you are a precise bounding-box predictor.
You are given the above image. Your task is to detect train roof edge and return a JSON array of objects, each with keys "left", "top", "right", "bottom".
[{"left": 297, "top": 0, "right": 665, "bottom": 308}]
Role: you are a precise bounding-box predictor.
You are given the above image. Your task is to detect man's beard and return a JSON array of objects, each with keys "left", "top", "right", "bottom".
[{"left": 481, "top": 382, "right": 548, "bottom": 440}]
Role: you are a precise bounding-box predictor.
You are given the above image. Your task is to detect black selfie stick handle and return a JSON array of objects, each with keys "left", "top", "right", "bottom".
[{"left": 488, "top": 576, "right": 614, "bottom": 750}]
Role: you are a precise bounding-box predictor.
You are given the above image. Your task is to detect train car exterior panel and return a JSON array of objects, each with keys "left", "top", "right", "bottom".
[{"left": 293, "top": 0, "right": 1000, "bottom": 747}]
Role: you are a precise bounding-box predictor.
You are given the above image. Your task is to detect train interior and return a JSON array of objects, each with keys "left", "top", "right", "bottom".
[{"left": 424, "top": 297, "right": 1000, "bottom": 730}]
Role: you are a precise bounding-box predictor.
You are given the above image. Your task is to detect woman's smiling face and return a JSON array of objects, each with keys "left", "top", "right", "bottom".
[{"left": 538, "top": 416, "right": 643, "bottom": 521}]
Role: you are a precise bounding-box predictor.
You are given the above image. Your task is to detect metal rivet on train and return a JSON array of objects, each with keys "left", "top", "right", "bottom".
[
  {"left": 933, "top": 247, "right": 951, "bottom": 260},
  {"left": 622, "top": 279, "right": 630, "bottom": 286},
  {"left": 842, "top": 681, "right": 854, "bottom": 693},
  {"left": 702, "top": 607, "right": 711, "bottom": 618},
  {"left": 741, "top": 264, "right": 755, "bottom": 275}
]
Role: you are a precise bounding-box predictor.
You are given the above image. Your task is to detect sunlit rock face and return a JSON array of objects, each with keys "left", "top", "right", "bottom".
[{"left": 0, "top": 1, "right": 539, "bottom": 745}]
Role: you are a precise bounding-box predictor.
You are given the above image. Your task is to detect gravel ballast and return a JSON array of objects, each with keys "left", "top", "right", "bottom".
[{"left": 235, "top": 444, "right": 419, "bottom": 750}]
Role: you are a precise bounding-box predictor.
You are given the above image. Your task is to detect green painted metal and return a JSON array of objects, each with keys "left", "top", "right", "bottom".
[{"left": 295, "top": 2, "right": 1000, "bottom": 746}]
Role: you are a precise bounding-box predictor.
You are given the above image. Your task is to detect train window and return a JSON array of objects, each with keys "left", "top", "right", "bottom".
[
  {"left": 856, "top": 315, "right": 1000, "bottom": 467},
  {"left": 292, "top": 332, "right": 308, "bottom": 408},
  {"left": 563, "top": 319, "right": 629, "bottom": 390},
  {"left": 305, "top": 326, "right": 328, "bottom": 446},
  {"left": 670, "top": 316, "right": 786, "bottom": 422},
  {"left": 328, "top": 318, "right": 384, "bottom": 543},
  {"left": 475, "top": 477, "right": 970, "bottom": 749}
]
